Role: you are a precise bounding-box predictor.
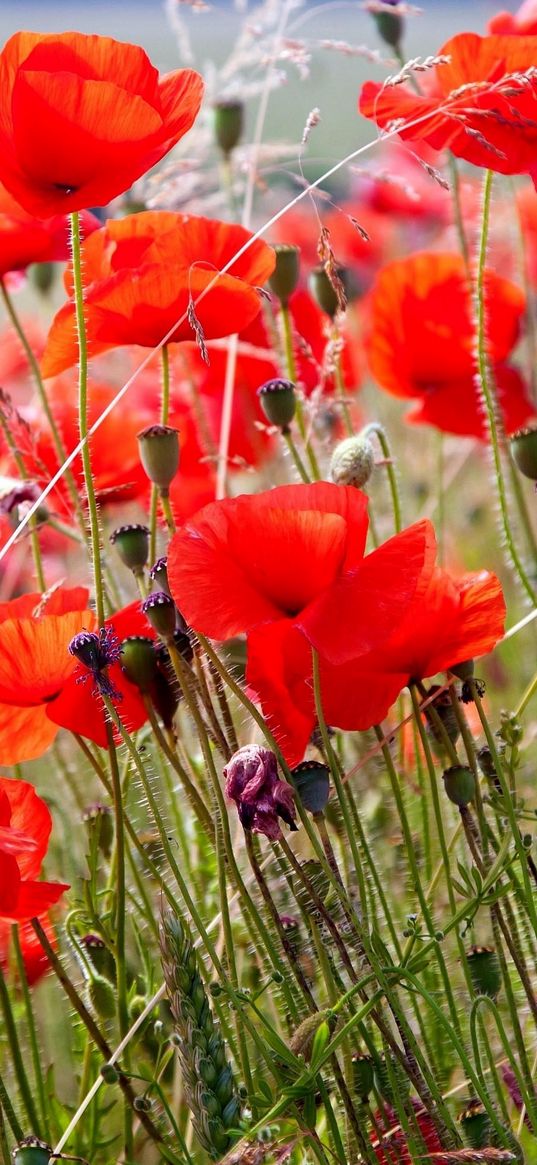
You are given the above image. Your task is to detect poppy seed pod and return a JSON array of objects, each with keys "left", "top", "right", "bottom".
[
  {"left": 330, "top": 434, "right": 375, "bottom": 489},
  {"left": 121, "top": 636, "right": 159, "bottom": 693},
  {"left": 12, "top": 1139, "right": 54, "bottom": 1165},
  {"left": 443, "top": 764, "right": 476, "bottom": 807},
  {"left": 458, "top": 1100, "right": 491, "bottom": 1149},
  {"left": 309, "top": 264, "right": 348, "bottom": 318},
  {"left": 466, "top": 946, "right": 501, "bottom": 999},
  {"left": 268, "top": 244, "right": 301, "bottom": 306},
  {"left": 290, "top": 760, "right": 330, "bottom": 814},
  {"left": 212, "top": 100, "right": 244, "bottom": 156},
  {"left": 257, "top": 378, "right": 297, "bottom": 431},
  {"left": 150, "top": 556, "right": 171, "bottom": 596},
  {"left": 137, "top": 425, "right": 180, "bottom": 492},
  {"left": 110, "top": 523, "right": 150, "bottom": 574},
  {"left": 510, "top": 426, "right": 537, "bottom": 480},
  {"left": 351, "top": 1052, "right": 375, "bottom": 1102},
  {"left": 142, "top": 592, "right": 178, "bottom": 642}
]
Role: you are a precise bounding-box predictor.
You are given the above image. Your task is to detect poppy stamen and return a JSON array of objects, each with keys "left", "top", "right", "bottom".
[{"left": 68, "top": 627, "right": 123, "bottom": 700}]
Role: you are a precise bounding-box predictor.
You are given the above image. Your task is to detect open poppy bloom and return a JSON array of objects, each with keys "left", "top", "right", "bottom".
[
  {"left": 0, "top": 776, "right": 68, "bottom": 922},
  {"left": 0, "top": 31, "right": 204, "bottom": 217},
  {"left": 0, "top": 183, "right": 99, "bottom": 276},
  {"left": 489, "top": 1, "right": 537, "bottom": 34},
  {"left": 360, "top": 33, "right": 537, "bottom": 180},
  {"left": 40, "top": 212, "right": 276, "bottom": 376},
  {"left": 365, "top": 251, "right": 534, "bottom": 438}
]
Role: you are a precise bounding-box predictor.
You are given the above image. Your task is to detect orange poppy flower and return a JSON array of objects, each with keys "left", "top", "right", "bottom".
[
  {"left": 365, "top": 251, "right": 534, "bottom": 438},
  {"left": 360, "top": 33, "right": 537, "bottom": 178},
  {"left": 0, "top": 183, "right": 99, "bottom": 276},
  {"left": 489, "top": 1, "right": 537, "bottom": 34},
  {"left": 0, "top": 31, "right": 204, "bottom": 217},
  {"left": 40, "top": 212, "right": 276, "bottom": 376}
]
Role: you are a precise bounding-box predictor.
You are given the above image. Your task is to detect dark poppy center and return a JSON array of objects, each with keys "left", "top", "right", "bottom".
[{"left": 52, "top": 183, "right": 78, "bottom": 194}]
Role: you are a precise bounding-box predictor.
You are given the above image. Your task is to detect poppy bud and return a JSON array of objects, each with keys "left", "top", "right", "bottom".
[
  {"left": 12, "top": 1138, "right": 53, "bottom": 1165},
  {"left": 149, "top": 555, "right": 171, "bottom": 596},
  {"left": 466, "top": 946, "right": 501, "bottom": 999},
  {"left": 121, "top": 636, "right": 158, "bottom": 693},
  {"left": 352, "top": 1052, "right": 375, "bottom": 1102},
  {"left": 309, "top": 264, "right": 349, "bottom": 318},
  {"left": 100, "top": 1062, "right": 120, "bottom": 1084},
  {"left": 442, "top": 764, "right": 476, "bottom": 807},
  {"left": 142, "top": 591, "right": 178, "bottom": 642},
  {"left": 80, "top": 933, "right": 115, "bottom": 981},
  {"left": 110, "top": 523, "right": 150, "bottom": 574},
  {"left": 458, "top": 1100, "right": 491, "bottom": 1149},
  {"left": 368, "top": 1, "right": 404, "bottom": 49},
  {"left": 510, "top": 426, "right": 537, "bottom": 480},
  {"left": 30, "top": 261, "right": 56, "bottom": 297},
  {"left": 88, "top": 972, "right": 116, "bottom": 1019},
  {"left": 257, "top": 378, "right": 297, "bottom": 431},
  {"left": 82, "top": 802, "right": 114, "bottom": 857},
  {"left": 330, "top": 434, "right": 375, "bottom": 489},
  {"left": 137, "top": 424, "right": 180, "bottom": 492},
  {"left": 423, "top": 685, "right": 460, "bottom": 751},
  {"left": 212, "top": 100, "right": 244, "bottom": 156},
  {"left": 290, "top": 760, "right": 330, "bottom": 814},
  {"left": 268, "top": 244, "right": 301, "bottom": 306}
]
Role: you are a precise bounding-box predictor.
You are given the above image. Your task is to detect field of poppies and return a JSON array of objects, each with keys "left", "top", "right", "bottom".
[{"left": 2, "top": 1, "right": 537, "bottom": 1164}]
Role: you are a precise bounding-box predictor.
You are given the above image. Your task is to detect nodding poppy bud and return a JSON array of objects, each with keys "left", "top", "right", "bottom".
[
  {"left": 137, "top": 424, "right": 180, "bottom": 492},
  {"left": 367, "top": 1, "right": 404, "bottom": 49},
  {"left": 290, "top": 760, "right": 330, "bottom": 814},
  {"left": 88, "top": 972, "right": 116, "bottom": 1019},
  {"left": 268, "top": 244, "right": 301, "bottom": 306},
  {"left": 309, "top": 264, "right": 349, "bottom": 318},
  {"left": 82, "top": 802, "right": 114, "bottom": 857},
  {"left": 510, "top": 426, "right": 537, "bottom": 481},
  {"left": 110, "top": 523, "right": 150, "bottom": 574},
  {"left": 330, "top": 434, "right": 375, "bottom": 489},
  {"left": 352, "top": 1052, "right": 375, "bottom": 1102},
  {"left": 12, "top": 1138, "right": 53, "bottom": 1165},
  {"left": 257, "top": 378, "right": 297, "bottom": 431},
  {"left": 121, "top": 636, "right": 158, "bottom": 693},
  {"left": 466, "top": 946, "right": 501, "bottom": 999},
  {"left": 142, "top": 591, "right": 178, "bottom": 642},
  {"left": 212, "top": 100, "right": 244, "bottom": 156},
  {"left": 442, "top": 764, "right": 476, "bottom": 807},
  {"left": 149, "top": 556, "right": 170, "bottom": 596},
  {"left": 458, "top": 1100, "right": 491, "bottom": 1149}
]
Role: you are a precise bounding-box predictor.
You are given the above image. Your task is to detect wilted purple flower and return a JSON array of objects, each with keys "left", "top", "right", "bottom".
[{"left": 223, "top": 744, "right": 297, "bottom": 840}]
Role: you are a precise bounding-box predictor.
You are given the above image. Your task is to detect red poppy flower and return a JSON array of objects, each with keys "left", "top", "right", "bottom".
[
  {"left": 371, "top": 1102, "right": 443, "bottom": 1165},
  {"left": 365, "top": 251, "right": 534, "bottom": 438},
  {"left": 359, "top": 33, "right": 537, "bottom": 178},
  {"left": 0, "top": 183, "right": 99, "bottom": 276},
  {"left": 0, "top": 776, "right": 68, "bottom": 922},
  {"left": 0, "top": 586, "right": 92, "bottom": 764},
  {"left": 0, "top": 916, "right": 56, "bottom": 985},
  {"left": 40, "top": 212, "right": 275, "bottom": 376},
  {"left": 0, "top": 31, "right": 204, "bottom": 217},
  {"left": 489, "top": 1, "right": 537, "bottom": 34}
]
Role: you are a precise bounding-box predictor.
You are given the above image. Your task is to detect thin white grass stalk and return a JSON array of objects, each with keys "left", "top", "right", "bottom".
[
  {"left": 216, "top": 0, "right": 294, "bottom": 500},
  {"left": 502, "top": 606, "right": 537, "bottom": 641},
  {"left": 0, "top": 106, "right": 464, "bottom": 564}
]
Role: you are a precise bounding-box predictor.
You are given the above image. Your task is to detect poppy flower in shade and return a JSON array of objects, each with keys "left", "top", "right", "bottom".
[
  {"left": 365, "top": 251, "right": 534, "bottom": 439},
  {"left": 371, "top": 1102, "right": 443, "bottom": 1165},
  {"left": 47, "top": 600, "right": 156, "bottom": 748},
  {"left": 0, "top": 776, "right": 68, "bottom": 922},
  {"left": 0, "top": 586, "right": 92, "bottom": 765},
  {"left": 489, "top": 1, "right": 537, "bottom": 34},
  {"left": 0, "top": 31, "right": 204, "bottom": 218},
  {"left": 0, "top": 183, "right": 99, "bottom": 276},
  {"left": 359, "top": 33, "right": 537, "bottom": 179},
  {"left": 40, "top": 212, "right": 276, "bottom": 377},
  {"left": 0, "top": 916, "right": 56, "bottom": 985}
]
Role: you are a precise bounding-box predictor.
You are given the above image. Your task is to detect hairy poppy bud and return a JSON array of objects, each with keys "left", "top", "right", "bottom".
[
  {"left": 268, "top": 244, "right": 301, "bottom": 306},
  {"left": 290, "top": 760, "right": 330, "bottom": 814},
  {"left": 443, "top": 764, "right": 476, "bottom": 807},
  {"left": 137, "top": 424, "right": 180, "bottom": 492},
  {"left": 224, "top": 744, "right": 297, "bottom": 839},
  {"left": 510, "top": 426, "right": 537, "bottom": 480},
  {"left": 458, "top": 1100, "right": 491, "bottom": 1149},
  {"left": 330, "top": 434, "right": 375, "bottom": 489},
  {"left": 142, "top": 591, "right": 178, "bottom": 642},
  {"left": 367, "top": 1, "right": 404, "bottom": 49},
  {"left": 466, "top": 946, "right": 501, "bottom": 999},
  {"left": 82, "top": 803, "right": 114, "bottom": 857},
  {"left": 258, "top": 378, "right": 297, "bottom": 431},
  {"left": 88, "top": 972, "right": 116, "bottom": 1019},
  {"left": 110, "top": 523, "right": 150, "bottom": 574},
  {"left": 213, "top": 100, "right": 244, "bottom": 156},
  {"left": 80, "top": 933, "right": 115, "bottom": 980}
]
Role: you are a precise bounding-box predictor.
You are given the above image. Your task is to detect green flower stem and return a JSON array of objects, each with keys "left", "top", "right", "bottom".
[
  {"left": 282, "top": 427, "right": 311, "bottom": 483},
  {"left": 470, "top": 995, "right": 537, "bottom": 1133},
  {"left": 507, "top": 449, "right": 537, "bottom": 566},
  {"left": 204, "top": 649, "right": 239, "bottom": 755},
  {"left": 447, "top": 156, "right": 470, "bottom": 272},
  {"left": 70, "top": 211, "right": 105, "bottom": 624},
  {"left": 143, "top": 699, "right": 215, "bottom": 834},
  {"left": 0, "top": 1071, "right": 23, "bottom": 1142},
  {"left": 0, "top": 277, "right": 83, "bottom": 526},
  {"left": 0, "top": 964, "right": 41, "bottom": 1132},
  {"left": 10, "top": 925, "right": 50, "bottom": 1138},
  {"left": 279, "top": 304, "right": 297, "bottom": 381},
  {"left": 192, "top": 650, "right": 232, "bottom": 758},
  {"left": 474, "top": 172, "right": 536, "bottom": 604},
  {"left": 278, "top": 303, "right": 321, "bottom": 477},
  {"left": 31, "top": 918, "right": 166, "bottom": 1149},
  {"left": 361, "top": 422, "right": 402, "bottom": 533},
  {"left": 160, "top": 489, "right": 176, "bottom": 537},
  {"left": 149, "top": 343, "right": 172, "bottom": 564},
  {"left": 332, "top": 331, "right": 353, "bottom": 436}
]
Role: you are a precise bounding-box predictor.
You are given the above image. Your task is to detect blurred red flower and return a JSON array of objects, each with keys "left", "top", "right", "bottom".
[
  {"left": 0, "top": 776, "right": 68, "bottom": 922},
  {"left": 371, "top": 1103, "right": 443, "bottom": 1165},
  {"left": 0, "top": 916, "right": 56, "bottom": 985},
  {"left": 489, "top": 1, "right": 537, "bottom": 34},
  {"left": 365, "top": 251, "right": 533, "bottom": 438},
  {"left": 40, "top": 212, "right": 275, "bottom": 377},
  {"left": 0, "top": 31, "right": 204, "bottom": 217},
  {"left": 360, "top": 33, "right": 537, "bottom": 179},
  {"left": 0, "top": 184, "right": 99, "bottom": 276}
]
